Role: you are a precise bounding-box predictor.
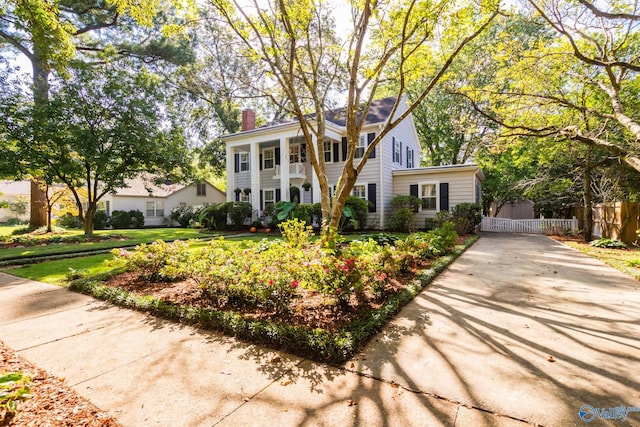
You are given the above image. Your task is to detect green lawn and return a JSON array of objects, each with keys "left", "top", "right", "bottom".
[
  {"left": 0, "top": 227, "right": 215, "bottom": 261},
  {"left": 563, "top": 240, "right": 640, "bottom": 280},
  {"left": 5, "top": 253, "right": 116, "bottom": 285}
]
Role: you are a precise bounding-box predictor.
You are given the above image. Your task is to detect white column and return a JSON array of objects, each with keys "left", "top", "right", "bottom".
[
  {"left": 311, "top": 137, "right": 320, "bottom": 204},
  {"left": 280, "top": 137, "right": 290, "bottom": 202},
  {"left": 226, "top": 144, "right": 234, "bottom": 202},
  {"left": 250, "top": 141, "right": 261, "bottom": 213}
]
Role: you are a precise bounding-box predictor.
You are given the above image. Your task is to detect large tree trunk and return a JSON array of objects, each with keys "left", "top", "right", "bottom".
[
  {"left": 29, "top": 180, "right": 47, "bottom": 228},
  {"left": 583, "top": 162, "right": 593, "bottom": 241},
  {"left": 29, "top": 56, "right": 50, "bottom": 228}
]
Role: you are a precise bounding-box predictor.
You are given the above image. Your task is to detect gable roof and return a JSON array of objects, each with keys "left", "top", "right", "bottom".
[
  {"left": 325, "top": 96, "right": 398, "bottom": 127},
  {"left": 112, "top": 175, "right": 223, "bottom": 198},
  {"left": 223, "top": 97, "right": 399, "bottom": 139}
]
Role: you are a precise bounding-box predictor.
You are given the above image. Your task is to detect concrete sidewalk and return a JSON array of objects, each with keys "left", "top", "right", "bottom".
[{"left": 1, "top": 233, "right": 639, "bottom": 426}]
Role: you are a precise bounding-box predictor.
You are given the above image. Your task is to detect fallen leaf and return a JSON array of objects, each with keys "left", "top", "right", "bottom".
[
  {"left": 350, "top": 362, "right": 355, "bottom": 369},
  {"left": 547, "top": 356, "right": 555, "bottom": 362},
  {"left": 271, "top": 356, "right": 281, "bottom": 363},
  {"left": 243, "top": 397, "right": 250, "bottom": 402},
  {"left": 347, "top": 400, "right": 357, "bottom": 407},
  {"left": 280, "top": 380, "right": 292, "bottom": 386}
]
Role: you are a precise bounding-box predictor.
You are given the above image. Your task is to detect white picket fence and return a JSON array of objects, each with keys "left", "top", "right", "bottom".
[{"left": 481, "top": 216, "right": 579, "bottom": 234}]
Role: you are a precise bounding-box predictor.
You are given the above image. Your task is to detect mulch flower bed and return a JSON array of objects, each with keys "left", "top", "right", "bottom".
[{"left": 0, "top": 340, "right": 121, "bottom": 427}]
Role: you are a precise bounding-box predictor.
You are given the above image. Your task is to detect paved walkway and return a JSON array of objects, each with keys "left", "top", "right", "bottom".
[{"left": 1, "top": 233, "right": 639, "bottom": 426}]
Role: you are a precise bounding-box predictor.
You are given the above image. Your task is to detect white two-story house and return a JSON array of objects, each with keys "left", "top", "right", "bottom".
[{"left": 222, "top": 97, "right": 483, "bottom": 230}]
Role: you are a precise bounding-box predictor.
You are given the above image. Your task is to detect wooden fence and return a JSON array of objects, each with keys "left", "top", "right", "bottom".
[
  {"left": 481, "top": 216, "right": 579, "bottom": 234},
  {"left": 592, "top": 201, "right": 639, "bottom": 245}
]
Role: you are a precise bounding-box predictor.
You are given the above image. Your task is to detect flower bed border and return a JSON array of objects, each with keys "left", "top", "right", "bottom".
[{"left": 70, "top": 235, "right": 479, "bottom": 363}]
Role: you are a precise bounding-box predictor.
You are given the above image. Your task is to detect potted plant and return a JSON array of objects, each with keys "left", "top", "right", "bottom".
[
  {"left": 302, "top": 182, "right": 312, "bottom": 191},
  {"left": 234, "top": 188, "right": 242, "bottom": 196},
  {"left": 243, "top": 187, "right": 251, "bottom": 195}
]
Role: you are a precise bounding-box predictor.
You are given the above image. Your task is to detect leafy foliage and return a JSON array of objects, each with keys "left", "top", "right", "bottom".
[
  {"left": 113, "top": 240, "right": 192, "bottom": 281},
  {"left": 389, "top": 195, "right": 421, "bottom": 232},
  {"left": 110, "top": 210, "right": 144, "bottom": 229},
  {"left": 450, "top": 203, "right": 482, "bottom": 234},
  {"left": 0, "top": 372, "right": 31, "bottom": 415},
  {"left": 589, "top": 238, "right": 627, "bottom": 249}
]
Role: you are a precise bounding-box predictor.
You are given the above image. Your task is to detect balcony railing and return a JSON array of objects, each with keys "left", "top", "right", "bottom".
[{"left": 274, "top": 163, "right": 305, "bottom": 179}]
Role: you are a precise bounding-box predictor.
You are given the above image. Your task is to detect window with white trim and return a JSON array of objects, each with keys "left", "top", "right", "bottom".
[
  {"left": 264, "top": 189, "right": 275, "bottom": 210},
  {"left": 240, "top": 193, "right": 250, "bottom": 202},
  {"left": 407, "top": 148, "right": 414, "bottom": 168},
  {"left": 290, "top": 144, "right": 301, "bottom": 163},
  {"left": 323, "top": 141, "right": 332, "bottom": 163},
  {"left": 146, "top": 200, "right": 164, "bottom": 217},
  {"left": 239, "top": 152, "right": 249, "bottom": 172},
  {"left": 352, "top": 184, "right": 366, "bottom": 200},
  {"left": 355, "top": 135, "right": 365, "bottom": 159},
  {"left": 263, "top": 147, "right": 275, "bottom": 170},
  {"left": 420, "top": 183, "right": 437, "bottom": 210}
]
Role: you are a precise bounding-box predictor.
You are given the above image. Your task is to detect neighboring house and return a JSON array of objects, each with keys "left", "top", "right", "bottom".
[
  {"left": 222, "top": 97, "right": 484, "bottom": 230},
  {"left": 0, "top": 180, "right": 30, "bottom": 223},
  {"left": 103, "top": 176, "right": 226, "bottom": 226}
]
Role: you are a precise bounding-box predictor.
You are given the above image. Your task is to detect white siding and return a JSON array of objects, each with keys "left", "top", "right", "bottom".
[{"left": 392, "top": 168, "right": 480, "bottom": 229}]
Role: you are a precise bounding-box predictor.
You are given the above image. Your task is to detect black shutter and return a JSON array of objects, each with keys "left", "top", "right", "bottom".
[
  {"left": 275, "top": 188, "right": 281, "bottom": 202},
  {"left": 392, "top": 138, "right": 396, "bottom": 162},
  {"left": 367, "top": 183, "right": 376, "bottom": 213},
  {"left": 260, "top": 190, "right": 264, "bottom": 210},
  {"left": 234, "top": 153, "right": 240, "bottom": 173},
  {"left": 333, "top": 142, "right": 339, "bottom": 163},
  {"left": 300, "top": 143, "right": 307, "bottom": 162},
  {"left": 367, "top": 133, "right": 376, "bottom": 159},
  {"left": 439, "top": 183, "right": 449, "bottom": 212},
  {"left": 410, "top": 184, "right": 419, "bottom": 212},
  {"left": 399, "top": 141, "right": 403, "bottom": 165},
  {"left": 275, "top": 147, "right": 281, "bottom": 166},
  {"left": 342, "top": 137, "right": 347, "bottom": 161},
  {"left": 235, "top": 191, "right": 240, "bottom": 202},
  {"left": 259, "top": 154, "right": 263, "bottom": 171}
]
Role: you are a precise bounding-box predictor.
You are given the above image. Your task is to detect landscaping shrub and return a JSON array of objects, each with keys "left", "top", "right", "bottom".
[
  {"left": 390, "top": 195, "right": 421, "bottom": 232},
  {"left": 342, "top": 196, "right": 368, "bottom": 231},
  {"left": 170, "top": 205, "right": 199, "bottom": 227},
  {"left": 589, "top": 238, "right": 627, "bottom": 249},
  {"left": 113, "top": 239, "right": 192, "bottom": 281},
  {"left": 56, "top": 212, "right": 82, "bottom": 229},
  {"left": 4, "top": 218, "right": 26, "bottom": 226},
  {"left": 450, "top": 203, "right": 482, "bottom": 234},
  {"left": 199, "top": 203, "right": 229, "bottom": 230},
  {"left": 227, "top": 202, "right": 252, "bottom": 230},
  {"left": 93, "top": 211, "right": 109, "bottom": 230},
  {"left": 291, "top": 204, "right": 314, "bottom": 226},
  {"left": 360, "top": 233, "right": 399, "bottom": 246},
  {"left": 110, "top": 210, "right": 144, "bottom": 229}
]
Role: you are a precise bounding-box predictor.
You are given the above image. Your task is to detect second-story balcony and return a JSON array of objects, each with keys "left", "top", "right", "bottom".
[{"left": 274, "top": 163, "right": 306, "bottom": 179}]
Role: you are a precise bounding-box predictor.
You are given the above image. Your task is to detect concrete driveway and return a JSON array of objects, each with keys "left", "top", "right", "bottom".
[
  {"left": 352, "top": 233, "right": 640, "bottom": 426},
  {"left": 1, "top": 233, "right": 639, "bottom": 426}
]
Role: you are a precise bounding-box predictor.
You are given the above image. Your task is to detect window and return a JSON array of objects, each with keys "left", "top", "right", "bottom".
[
  {"left": 407, "top": 148, "right": 414, "bottom": 168},
  {"left": 239, "top": 152, "right": 249, "bottom": 172},
  {"left": 355, "top": 135, "right": 365, "bottom": 159},
  {"left": 264, "top": 189, "right": 275, "bottom": 210},
  {"left": 323, "top": 141, "right": 333, "bottom": 163},
  {"left": 290, "top": 144, "right": 301, "bottom": 163},
  {"left": 241, "top": 192, "right": 250, "bottom": 202},
  {"left": 263, "top": 148, "right": 275, "bottom": 170},
  {"left": 421, "top": 183, "right": 437, "bottom": 210},
  {"left": 352, "top": 184, "right": 366, "bottom": 200},
  {"left": 394, "top": 138, "right": 401, "bottom": 163},
  {"left": 196, "top": 182, "right": 207, "bottom": 196},
  {"left": 146, "top": 200, "right": 164, "bottom": 217}
]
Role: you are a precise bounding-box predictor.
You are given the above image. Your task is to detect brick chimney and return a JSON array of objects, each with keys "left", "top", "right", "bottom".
[{"left": 241, "top": 109, "right": 256, "bottom": 131}]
